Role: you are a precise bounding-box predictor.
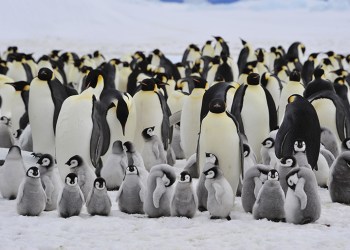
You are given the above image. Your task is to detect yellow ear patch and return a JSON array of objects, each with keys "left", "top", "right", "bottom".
[{"left": 288, "top": 95, "right": 296, "bottom": 103}]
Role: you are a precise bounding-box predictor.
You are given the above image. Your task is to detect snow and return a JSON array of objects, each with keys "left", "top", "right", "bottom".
[{"left": 1, "top": 0, "right": 350, "bottom": 249}]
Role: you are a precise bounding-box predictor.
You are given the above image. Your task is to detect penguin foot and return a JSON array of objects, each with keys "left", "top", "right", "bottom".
[
  {"left": 198, "top": 206, "right": 207, "bottom": 212},
  {"left": 226, "top": 216, "right": 231, "bottom": 221},
  {"left": 269, "top": 218, "right": 285, "bottom": 223},
  {"left": 210, "top": 216, "right": 222, "bottom": 220},
  {"left": 301, "top": 217, "right": 313, "bottom": 225},
  {"left": 9, "top": 195, "right": 16, "bottom": 200}
]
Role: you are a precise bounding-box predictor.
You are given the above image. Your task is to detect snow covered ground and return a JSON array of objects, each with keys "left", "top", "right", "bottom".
[{"left": 1, "top": 0, "right": 350, "bottom": 249}]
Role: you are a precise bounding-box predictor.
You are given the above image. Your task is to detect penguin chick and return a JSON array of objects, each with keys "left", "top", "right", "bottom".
[
  {"left": 17, "top": 167, "right": 46, "bottom": 216},
  {"left": 58, "top": 173, "right": 85, "bottom": 218},
  {"left": 277, "top": 156, "right": 298, "bottom": 194},
  {"left": 241, "top": 164, "right": 272, "bottom": 213},
  {"left": 341, "top": 137, "right": 350, "bottom": 153},
  {"left": 86, "top": 177, "right": 112, "bottom": 216},
  {"left": 284, "top": 167, "right": 321, "bottom": 224},
  {"left": 260, "top": 129, "right": 279, "bottom": 167},
  {"left": 252, "top": 169, "right": 285, "bottom": 222},
  {"left": 293, "top": 140, "right": 311, "bottom": 168},
  {"left": 0, "top": 146, "right": 26, "bottom": 200},
  {"left": 171, "top": 171, "right": 198, "bottom": 218},
  {"left": 124, "top": 141, "right": 149, "bottom": 186},
  {"left": 204, "top": 153, "right": 233, "bottom": 220},
  {"left": 237, "top": 143, "right": 257, "bottom": 197},
  {"left": 100, "top": 140, "right": 128, "bottom": 190},
  {"left": 66, "top": 155, "right": 96, "bottom": 200},
  {"left": 0, "top": 116, "right": 13, "bottom": 148},
  {"left": 37, "top": 154, "right": 62, "bottom": 211},
  {"left": 116, "top": 165, "right": 146, "bottom": 214},
  {"left": 329, "top": 151, "right": 350, "bottom": 204},
  {"left": 141, "top": 126, "right": 167, "bottom": 171},
  {"left": 143, "top": 164, "right": 176, "bottom": 218}
]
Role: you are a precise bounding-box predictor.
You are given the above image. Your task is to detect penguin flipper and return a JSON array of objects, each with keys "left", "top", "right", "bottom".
[
  {"left": 153, "top": 177, "right": 166, "bottom": 208},
  {"left": 152, "top": 142, "right": 160, "bottom": 159},
  {"left": 115, "top": 183, "right": 123, "bottom": 202},
  {"left": 253, "top": 177, "right": 263, "bottom": 199},
  {"left": 41, "top": 176, "right": 54, "bottom": 202},
  {"left": 295, "top": 178, "right": 307, "bottom": 210},
  {"left": 263, "top": 88, "right": 278, "bottom": 131},
  {"left": 90, "top": 96, "right": 104, "bottom": 168},
  {"left": 139, "top": 182, "right": 146, "bottom": 203},
  {"left": 212, "top": 182, "right": 224, "bottom": 205},
  {"left": 16, "top": 181, "right": 25, "bottom": 204}
]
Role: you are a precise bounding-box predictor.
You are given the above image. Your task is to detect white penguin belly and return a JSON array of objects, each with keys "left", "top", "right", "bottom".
[
  {"left": 314, "top": 153, "right": 329, "bottom": 187},
  {"left": 0, "top": 84, "right": 15, "bottom": 118},
  {"left": 278, "top": 83, "right": 304, "bottom": 125},
  {"left": 284, "top": 189, "right": 301, "bottom": 223}
]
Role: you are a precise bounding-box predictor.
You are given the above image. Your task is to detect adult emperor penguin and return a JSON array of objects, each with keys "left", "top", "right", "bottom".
[
  {"left": 237, "top": 39, "right": 257, "bottom": 74},
  {"left": 301, "top": 53, "right": 319, "bottom": 85},
  {"left": 260, "top": 72, "right": 282, "bottom": 111},
  {"left": 116, "top": 165, "right": 146, "bottom": 214},
  {"left": 86, "top": 177, "right": 112, "bottom": 216},
  {"left": 170, "top": 171, "right": 197, "bottom": 218},
  {"left": 100, "top": 140, "right": 128, "bottom": 190},
  {"left": 0, "top": 146, "right": 26, "bottom": 199},
  {"left": 28, "top": 68, "right": 73, "bottom": 157},
  {"left": 241, "top": 164, "right": 272, "bottom": 213},
  {"left": 284, "top": 167, "right": 321, "bottom": 224},
  {"left": 66, "top": 155, "right": 96, "bottom": 201},
  {"left": 0, "top": 75, "right": 15, "bottom": 119},
  {"left": 329, "top": 151, "right": 350, "bottom": 204},
  {"left": 6, "top": 53, "right": 32, "bottom": 82},
  {"left": 203, "top": 153, "right": 233, "bottom": 220},
  {"left": 16, "top": 167, "right": 46, "bottom": 216},
  {"left": 201, "top": 40, "right": 215, "bottom": 58},
  {"left": 58, "top": 173, "right": 85, "bottom": 218},
  {"left": 198, "top": 98, "right": 243, "bottom": 202},
  {"left": 321, "top": 127, "right": 340, "bottom": 158},
  {"left": 56, "top": 70, "right": 107, "bottom": 181},
  {"left": 278, "top": 70, "right": 305, "bottom": 124},
  {"left": 143, "top": 164, "right": 176, "bottom": 218},
  {"left": 231, "top": 73, "right": 277, "bottom": 162},
  {"left": 133, "top": 78, "right": 171, "bottom": 153},
  {"left": 0, "top": 116, "right": 14, "bottom": 148},
  {"left": 275, "top": 94, "right": 320, "bottom": 169},
  {"left": 277, "top": 156, "right": 298, "bottom": 194},
  {"left": 252, "top": 169, "right": 285, "bottom": 222},
  {"left": 180, "top": 76, "right": 208, "bottom": 159},
  {"left": 213, "top": 36, "right": 230, "bottom": 57},
  {"left": 37, "top": 154, "right": 62, "bottom": 211}
]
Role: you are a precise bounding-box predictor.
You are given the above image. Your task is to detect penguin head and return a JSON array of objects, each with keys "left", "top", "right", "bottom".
[
  {"left": 38, "top": 68, "right": 54, "bottom": 81},
  {"left": 289, "top": 70, "right": 301, "bottom": 82},
  {"left": 66, "top": 155, "right": 83, "bottom": 169},
  {"left": 123, "top": 141, "right": 136, "bottom": 153},
  {"left": 13, "top": 129, "right": 22, "bottom": 139},
  {"left": 36, "top": 154, "right": 54, "bottom": 169},
  {"left": 125, "top": 165, "right": 139, "bottom": 176},
  {"left": 267, "top": 169, "right": 279, "bottom": 181},
  {"left": 342, "top": 138, "right": 350, "bottom": 150},
  {"left": 209, "top": 98, "right": 226, "bottom": 114},
  {"left": 247, "top": 73, "right": 260, "bottom": 86},
  {"left": 287, "top": 94, "right": 302, "bottom": 104},
  {"left": 85, "top": 69, "right": 104, "bottom": 89},
  {"left": 203, "top": 166, "right": 220, "bottom": 179},
  {"left": 286, "top": 168, "right": 300, "bottom": 191},
  {"left": 179, "top": 171, "right": 192, "bottom": 183},
  {"left": 293, "top": 140, "right": 306, "bottom": 153},
  {"left": 280, "top": 156, "right": 296, "bottom": 168},
  {"left": 112, "top": 140, "right": 124, "bottom": 154},
  {"left": 27, "top": 167, "right": 40, "bottom": 178},
  {"left": 142, "top": 126, "right": 155, "bottom": 140},
  {"left": 140, "top": 78, "right": 157, "bottom": 91},
  {"left": 205, "top": 40, "right": 212, "bottom": 45},
  {"left": 243, "top": 144, "right": 251, "bottom": 157},
  {"left": 65, "top": 173, "right": 78, "bottom": 186},
  {"left": 205, "top": 153, "right": 219, "bottom": 165},
  {"left": 192, "top": 76, "right": 208, "bottom": 89},
  {"left": 94, "top": 177, "right": 106, "bottom": 190},
  {"left": 0, "top": 116, "right": 10, "bottom": 125},
  {"left": 309, "top": 53, "right": 319, "bottom": 61},
  {"left": 262, "top": 138, "right": 274, "bottom": 149},
  {"left": 313, "top": 68, "right": 325, "bottom": 79},
  {"left": 213, "top": 36, "right": 224, "bottom": 43}
]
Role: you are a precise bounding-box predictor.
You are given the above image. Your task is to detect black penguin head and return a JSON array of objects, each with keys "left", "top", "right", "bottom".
[
  {"left": 38, "top": 68, "right": 54, "bottom": 81},
  {"left": 94, "top": 177, "right": 106, "bottom": 190},
  {"left": 211, "top": 56, "right": 221, "bottom": 65},
  {"left": 280, "top": 156, "right": 296, "bottom": 168},
  {"left": 262, "top": 138, "right": 274, "bottom": 149},
  {"left": 205, "top": 152, "right": 219, "bottom": 165},
  {"left": 37, "top": 154, "right": 54, "bottom": 169},
  {"left": 247, "top": 73, "right": 260, "bottom": 86},
  {"left": 126, "top": 165, "right": 139, "bottom": 176},
  {"left": 326, "top": 51, "right": 335, "bottom": 57},
  {"left": 142, "top": 126, "right": 155, "bottom": 140},
  {"left": 85, "top": 69, "right": 104, "bottom": 89},
  {"left": 288, "top": 94, "right": 303, "bottom": 104},
  {"left": 289, "top": 70, "right": 301, "bottom": 82},
  {"left": 342, "top": 138, "right": 350, "bottom": 150},
  {"left": 66, "top": 155, "right": 83, "bottom": 168},
  {"left": 205, "top": 40, "right": 212, "bottom": 45},
  {"left": 203, "top": 166, "right": 219, "bottom": 179},
  {"left": 7, "top": 81, "right": 30, "bottom": 91},
  {"left": 192, "top": 76, "right": 208, "bottom": 89},
  {"left": 27, "top": 166, "right": 40, "bottom": 178},
  {"left": 256, "top": 49, "right": 264, "bottom": 62},
  {"left": 313, "top": 68, "right": 325, "bottom": 79},
  {"left": 140, "top": 78, "right": 157, "bottom": 91},
  {"left": 112, "top": 140, "right": 124, "bottom": 154},
  {"left": 213, "top": 36, "right": 224, "bottom": 43},
  {"left": 209, "top": 98, "right": 226, "bottom": 114},
  {"left": 240, "top": 38, "right": 247, "bottom": 46},
  {"left": 286, "top": 168, "right": 300, "bottom": 191},
  {"left": 293, "top": 140, "right": 306, "bottom": 153},
  {"left": 267, "top": 169, "right": 279, "bottom": 181},
  {"left": 243, "top": 144, "right": 251, "bottom": 157},
  {"left": 123, "top": 141, "right": 136, "bottom": 153},
  {"left": 65, "top": 173, "right": 78, "bottom": 186},
  {"left": 13, "top": 129, "right": 22, "bottom": 139},
  {"left": 0, "top": 116, "right": 10, "bottom": 125},
  {"left": 179, "top": 171, "right": 192, "bottom": 183}
]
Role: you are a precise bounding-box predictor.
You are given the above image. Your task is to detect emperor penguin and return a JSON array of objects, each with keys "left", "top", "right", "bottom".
[
  {"left": 28, "top": 68, "right": 72, "bottom": 157},
  {"left": 275, "top": 94, "right": 320, "bottom": 170},
  {"left": 116, "top": 165, "right": 146, "bottom": 214},
  {"left": 278, "top": 70, "right": 305, "bottom": 124},
  {"left": 58, "top": 173, "right": 85, "bottom": 218},
  {"left": 37, "top": 154, "right": 62, "bottom": 211},
  {"left": 0, "top": 116, "right": 14, "bottom": 148},
  {"left": 66, "top": 155, "right": 96, "bottom": 201},
  {"left": 243, "top": 143, "right": 258, "bottom": 175},
  {"left": 301, "top": 53, "right": 319, "bottom": 85},
  {"left": 237, "top": 39, "right": 257, "bottom": 74},
  {"left": 182, "top": 44, "right": 201, "bottom": 65},
  {"left": 86, "top": 177, "right": 112, "bottom": 216},
  {"left": 260, "top": 129, "right": 279, "bottom": 168},
  {"left": 341, "top": 138, "right": 350, "bottom": 152},
  {"left": 133, "top": 78, "right": 171, "bottom": 153},
  {"left": 6, "top": 53, "right": 32, "bottom": 82},
  {"left": 100, "top": 140, "right": 128, "bottom": 190},
  {"left": 16, "top": 167, "right": 46, "bottom": 216},
  {"left": 198, "top": 98, "right": 243, "bottom": 203},
  {"left": 231, "top": 73, "right": 277, "bottom": 162},
  {"left": 0, "top": 146, "right": 26, "bottom": 199},
  {"left": 260, "top": 72, "right": 282, "bottom": 111},
  {"left": 203, "top": 153, "right": 233, "bottom": 220},
  {"left": 329, "top": 151, "right": 350, "bottom": 204},
  {"left": 124, "top": 141, "right": 148, "bottom": 185},
  {"left": 284, "top": 167, "right": 321, "bottom": 224},
  {"left": 170, "top": 171, "right": 197, "bottom": 218},
  {"left": 180, "top": 76, "right": 208, "bottom": 159},
  {"left": 0, "top": 74, "right": 15, "bottom": 119},
  {"left": 252, "top": 169, "right": 285, "bottom": 222},
  {"left": 201, "top": 40, "right": 215, "bottom": 58},
  {"left": 143, "top": 164, "right": 176, "bottom": 218},
  {"left": 321, "top": 127, "right": 340, "bottom": 158},
  {"left": 277, "top": 156, "right": 298, "bottom": 194},
  {"left": 241, "top": 164, "right": 272, "bottom": 213},
  {"left": 141, "top": 126, "right": 167, "bottom": 171},
  {"left": 292, "top": 140, "right": 310, "bottom": 168},
  {"left": 213, "top": 36, "right": 230, "bottom": 57}
]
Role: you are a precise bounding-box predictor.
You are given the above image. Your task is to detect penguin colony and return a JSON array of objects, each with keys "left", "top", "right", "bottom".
[{"left": 0, "top": 39, "right": 350, "bottom": 225}]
